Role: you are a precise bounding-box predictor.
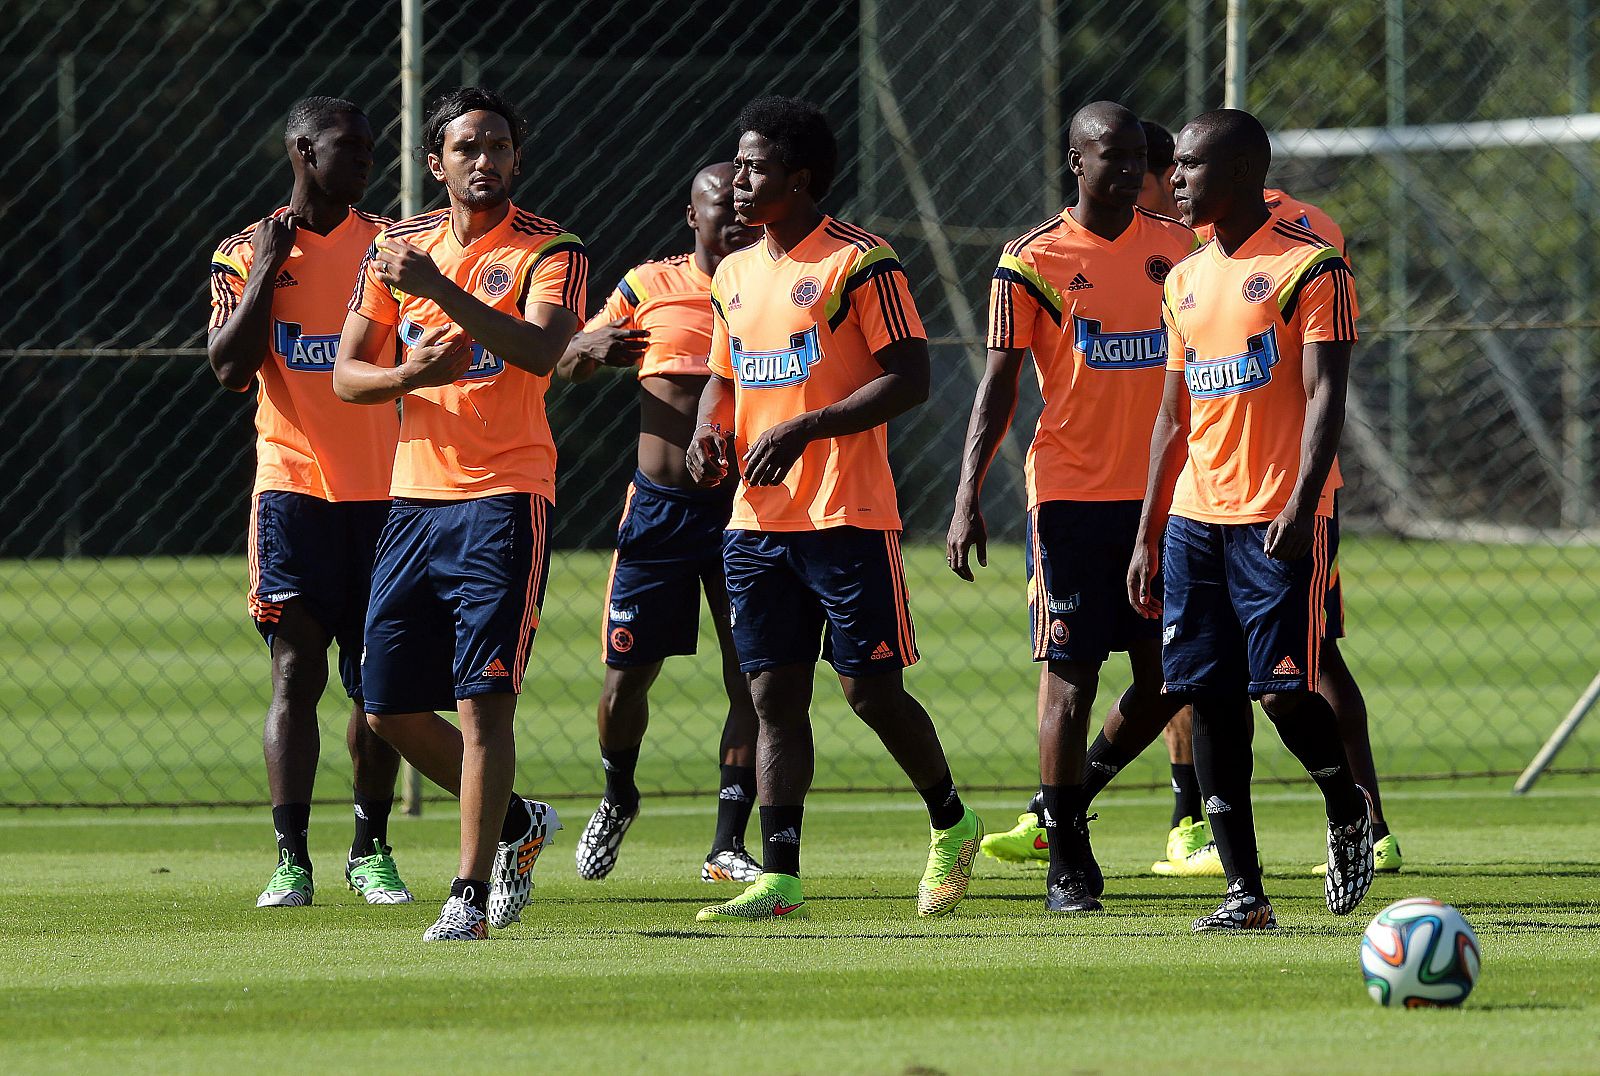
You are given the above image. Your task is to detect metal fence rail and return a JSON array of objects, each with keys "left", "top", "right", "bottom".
[{"left": 2, "top": 0, "right": 1597, "bottom": 807}]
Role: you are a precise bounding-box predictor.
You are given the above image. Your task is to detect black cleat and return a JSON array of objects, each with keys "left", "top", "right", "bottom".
[
  {"left": 1057, "top": 811, "right": 1104, "bottom": 899},
  {"left": 1045, "top": 871, "right": 1104, "bottom": 913},
  {"left": 1325, "top": 786, "right": 1376, "bottom": 915},
  {"left": 1192, "top": 880, "right": 1278, "bottom": 932}
]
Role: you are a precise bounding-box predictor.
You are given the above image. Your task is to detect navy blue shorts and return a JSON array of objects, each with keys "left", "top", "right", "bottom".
[
  {"left": 602, "top": 470, "right": 735, "bottom": 668},
  {"left": 722, "top": 527, "right": 917, "bottom": 677},
  {"left": 362, "top": 494, "right": 551, "bottom": 715},
  {"left": 1161, "top": 513, "right": 1334, "bottom": 696},
  {"left": 1026, "top": 500, "right": 1159, "bottom": 664},
  {"left": 248, "top": 491, "right": 388, "bottom": 699}
]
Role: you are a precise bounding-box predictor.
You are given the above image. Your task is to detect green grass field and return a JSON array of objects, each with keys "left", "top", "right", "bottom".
[
  {"left": 3, "top": 780, "right": 1598, "bottom": 1073},
  {"left": 3, "top": 538, "right": 1599, "bottom": 806}
]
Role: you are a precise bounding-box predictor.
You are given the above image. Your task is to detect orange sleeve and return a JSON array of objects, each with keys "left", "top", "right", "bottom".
[
  {"left": 521, "top": 244, "right": 589, "bottom": 317},
  {"left": 1293, "top": 259, "right": 1359, "bottom": 344},
  {"left": 986, "top": 272, "right": 1037, "bottom": 351},
  {"left": 583, "top": 283, "right": 638, "bottom": 333},
  {"left": 847, "top": 259, "right": 925, "bottom": 352},
  {"left": 707, "top": 283, "right": 732, "bottom": 379},
  {"left": 1162, "top": 292, "right": 1186, "bottom": 371},
  {"left": 208, "top": 246, "right": 247, "bottom": 331},
  {"left": 349, "top": 240, "right": 400, "bottom": 325}
]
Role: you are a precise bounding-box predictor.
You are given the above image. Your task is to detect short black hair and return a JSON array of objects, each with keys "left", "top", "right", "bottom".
[
  {"left": 422, "top": 86, "right": 527, "bottom": 158},
  {"left": 1141, "top": 121, "right": 1175, "bottom": 175},
  {"left": 285, "top": 96, "right": 363, "bottom": 141},
  {"left": 735, "top": 96, "right": 837, "bottom": 199},
  {"left": 1187, "top": 108, "right": 1272, "bottom": 178}
]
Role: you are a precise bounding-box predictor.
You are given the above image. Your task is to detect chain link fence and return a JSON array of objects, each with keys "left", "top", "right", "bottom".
[{"left": 2, "top": 0, "right": 1597, "bottom": 807}]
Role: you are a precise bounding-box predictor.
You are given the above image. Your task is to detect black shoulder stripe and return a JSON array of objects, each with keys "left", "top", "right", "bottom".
[
  {"left": 826, "top": 217, "right": 879, "bottom": 245},
  {"left": 824, "top": 223, "right": 873, "bottom": 252},
  {"left": 1005, "top": 216, "right": 1062, "bottom": 255},
  {"left": 1280, "top": 256, "right": 1352, "bottom": 324},
  {"left": 992, "top": 267, "right": 1061, "bottom": 325},
  {"left": 209, "top": 261, "right": 244, "bottom": 279},
  {"left": 1272, "top": 219, "right": 1327, "bottom": 247}
]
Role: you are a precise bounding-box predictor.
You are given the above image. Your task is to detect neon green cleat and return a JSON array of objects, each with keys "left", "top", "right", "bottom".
[
  {"left": 1315, "top": 832, "right": 1402, "bottom": 875},
  {"left": 346, "top": 841, "right": 414, "bottom": 904},
  {"left": 1151, "top": 816, "right": 1224, "bottom": 877},
  {"left": 697, "top": 872, "right": 807, "bottom": 922},
  {"left": 979, "top": 811, "right": 1049, "bottom": 865},
  {"left": 256, "top": 851, "right": 314, "bottom": 908},
  {"left": 918, "top": 806, "right": 983, "bottom": 917}
]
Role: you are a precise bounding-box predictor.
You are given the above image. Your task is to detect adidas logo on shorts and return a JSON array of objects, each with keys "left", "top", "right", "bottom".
[
  {"left": 871, "top": 641, "right": 894, "bottom": 661},
  {"left": 1273, "top": 656, "right": 1301, "bottom": 676},
  {"left": 482, "top": 658, "right": 509, "bottom": 678}
]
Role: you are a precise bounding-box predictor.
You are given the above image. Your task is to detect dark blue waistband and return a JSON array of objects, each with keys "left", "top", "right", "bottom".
[{"left": 630, "top": 468, "right": 736, "bottom": 505}]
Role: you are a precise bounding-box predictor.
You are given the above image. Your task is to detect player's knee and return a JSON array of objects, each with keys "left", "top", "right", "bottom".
[
  {"left": 1258, "top": 690, "right": 1307, "bottom": 721},
  {"left": 364, "top": 710, "right": 394, "bottom": 741},
  {"left": 841, "top": 677, "right": 904, "bottom": 727}
]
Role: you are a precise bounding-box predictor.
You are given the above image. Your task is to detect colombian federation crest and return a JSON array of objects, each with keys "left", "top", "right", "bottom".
[
  {"left": 482, "top": 263, "right": 514, "bottom": 298},
  {"left": 791, "top": 276, "right": 822, "bottom": 307},
  {"left": 1241, "top": 272, "right": 1274, "bottom": 303}
]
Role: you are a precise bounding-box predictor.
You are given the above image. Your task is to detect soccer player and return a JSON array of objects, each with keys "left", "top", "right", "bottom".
[
  {"left": 207, "top": 96, "right": 411, "bottom": 909},
  {"left": 559, "top": 164, "right": 764, "bottom": 884},
  {"left": 334, "top": 87, "right": 583, "bottom": 941},
  {"left": 948, "top": 102, "right": 1193, "bottom": 911},
  {"left": 688, "top": 96, "right": 983, "bottom": 922},
  {"left": 1138, "top": 120, "right": 1180, "bottom": 218},
  {"left": 1128, "top": 108, "right": 1375, "bottom": 931},
  {"left": 1179, "top": 176, "right": 1402, "bottom": 876}
]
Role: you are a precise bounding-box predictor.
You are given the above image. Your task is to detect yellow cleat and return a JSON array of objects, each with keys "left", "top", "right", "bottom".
[
  {"left": 1151, "top": 816, "right": 1225, "bottom": 877},
  {"left": 918, "top": 807, "right": 983, "bottom": 917},
  {"left": 979, "top": 811, "right": 1049, "bottom": 865}
]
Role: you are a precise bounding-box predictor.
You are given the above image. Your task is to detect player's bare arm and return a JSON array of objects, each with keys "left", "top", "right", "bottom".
[
  {"left": 946, "top": 346, "right": 1026, "bottom": 580},
  {"left": 206, "top": 214, "right": 303, "bottom": 392},
  {"left": 742, "top": 336, "right": 929, "bottom": 487},
  {"left": 1128, "top": 368, "right": 1190, "bottom": 618},
  {"left": 555, "top": 317, "right": 650, "bottom": 382},
  {"left": 1264, "top": 338, "right": 1351, "bottom": 561},
  {"left": 368, "top": 235, "right": 577, "bottom": 376},
  {"left": 686, "top": 373, "right": 736, "bottom": 487},
  {"left": 333, "top": 313, "right": 467, "bottom": 404}
]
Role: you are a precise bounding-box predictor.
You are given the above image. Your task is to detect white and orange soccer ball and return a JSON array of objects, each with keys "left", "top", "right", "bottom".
[{"left": 1360, "top": 897, "right": 1482, "bottom": 1007}]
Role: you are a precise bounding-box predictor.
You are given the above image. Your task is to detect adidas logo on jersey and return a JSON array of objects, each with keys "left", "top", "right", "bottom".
[
  {"left": 1204, "top": 795, "right": 1232, "bottom": 814},
  {"left": 871, "top": 641, "right": 894, "bottom": 661},
  {"left": 1067, "top": 273, "right": 1094, "bottom": 291},
  {"left": 482, "top": 657, "right": 509, "bottom": 678},
  {"left": 273, "top": 271, "right": 298, "bottom": 288},
  {"left": 728, "top": 292, "right": 742, "bottom": 310},
  {"left": 1273, "top": 655, "right": 1301, "bottom": 676},
  {"left": 768, "top": 826, "right": 801, "bottom": 845},
  {"left": 1178, "top": 292, "right": 1196, "bottom": 311}
]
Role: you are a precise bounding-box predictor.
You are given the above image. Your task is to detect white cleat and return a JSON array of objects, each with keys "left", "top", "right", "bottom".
[
  {"left": 575, "top": 799, "right": 638, "bottom": 881},
  {"left": 489, "top": 799, "right": 561, "bottom": 928},
  {"left": 423, "top": 895, "right": 488, "bottom": 941}
]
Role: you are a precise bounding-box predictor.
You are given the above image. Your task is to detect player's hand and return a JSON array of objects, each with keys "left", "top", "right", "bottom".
[
  {"left": 1128, "top": 540, "right": 1162, "bottom": 619},
  {"left": 686, "top": 423, "right": 732, "bottom": 487},
  {"left": 1263, "top": 507, "right": 1314, "bottom": 560},
  {"left": 251, "top": 213, "right": 299, "bottom": 272},
  {"left": 946, "top": 504, "right": 987, "bottom": 581},
  {"left": 742, "top": 417, "right": 810, "bottom": 486},
  {"left": 574, "top": 318, "right": 650, "bottom": 368},
  {"left": 372, "top": 236, "right": 449, "bottom": 299},
  {"left": 397, "top": 325, "right": 472, "bottom": 390}
]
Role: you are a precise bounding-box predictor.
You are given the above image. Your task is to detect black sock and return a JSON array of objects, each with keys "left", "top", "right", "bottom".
[
  {"left": 1190, "top": 694, "right": 1264, "bottom": 897},
  {"left": 1170, "top": 763, "right": 1201, "bottom": 828},
  {"left": 450, "top": 876, "right": 489, "bottom": 912},
  {"left": 1264, "top": 694, "right": 1365, "bottom": 823},
  {"left": 351, "top": 791, "right": 393, "bottom": 859},
  {"left": 1038, "top": 783, "right": 1082, "bottom": 878},
  {"left": 272, "top": 803, "right": 311, "bottom": 870},
  {"left": 712, "top": 764, "right": 757, "bottom": 854},
  {"left": 917, "top": 768, "right": 965, "bottom": 830},
  {"left": 1026, "top": 788, "right": 1044, "bottom": 816},
  {"left": 1082, "top": 732, "right": 1135, "bottom": 805},
  {"left": 1373, "top": 819, "right": 1391, "bottom": 841},
  {"left": 601, "top": 745, "right": 641, "bottom": 814},
  {"left": 759, "top": 805, "right": 803, "bottom": 877},
  {"left": 498, "top": 794, "right": 532, "bottom": 843}
]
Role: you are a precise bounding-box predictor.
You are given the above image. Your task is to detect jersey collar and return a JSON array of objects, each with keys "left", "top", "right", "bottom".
[
  {"left": 275, "top": 206, "right": 354, "bottom": 249},
  {"left": 1060, "top": 205, "right": 1138, "bottom": 250},
  {"left": 445, "top": 200, "right": 517, "bottom": 254}
]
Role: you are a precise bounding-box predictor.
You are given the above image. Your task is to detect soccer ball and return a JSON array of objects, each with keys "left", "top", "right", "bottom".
[{"left": 1360, "top": 898, "right": 1481, "bottom": 1007}]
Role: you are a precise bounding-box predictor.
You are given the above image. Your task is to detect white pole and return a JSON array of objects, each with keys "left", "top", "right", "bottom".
[
  {"left": 400, "top": 0, "right": 424, "bottom": 817},
  {"left": 1514, "top": 669, "right": 1600, "bottom": 793},
  {"left": 1224, "top": 0, "right": 1247, "bottom": 110}
]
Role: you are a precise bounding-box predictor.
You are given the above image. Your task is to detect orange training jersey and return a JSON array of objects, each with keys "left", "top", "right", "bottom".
[
  {"left": 209, "top": 208, "right": 398, "bottom": 501},
  {"left": 586, "top": 253, "right": 715, "bottom": 377},
  {"left": 988, "top": 207, "right": 1196, "bottom": 506},
  {"left": 708, "top": 216, "right": 925, "bottom": 532},
  {"left": 1198, "top": 189, "right": 1347, "bottom": 258},
  {"left": 348, "top": 203, "right": 587, "bottom": 501},
  {"left": 1163, "top": 215, "right": 1359, "bottom": 525}
]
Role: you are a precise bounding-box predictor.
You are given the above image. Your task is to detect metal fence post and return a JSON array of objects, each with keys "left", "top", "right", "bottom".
[{"left": 400, "top": 0, "right": 424, "bottom": 818}]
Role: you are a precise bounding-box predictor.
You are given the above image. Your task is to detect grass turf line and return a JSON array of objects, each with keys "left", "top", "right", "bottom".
[{"left": 2, "top": 779, "right": 1598, "bottom": 1074}]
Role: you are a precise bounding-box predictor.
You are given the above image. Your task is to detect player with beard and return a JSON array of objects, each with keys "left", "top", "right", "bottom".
[{"left": 335, "top": 87, "right": 584, "bottom": 940}]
